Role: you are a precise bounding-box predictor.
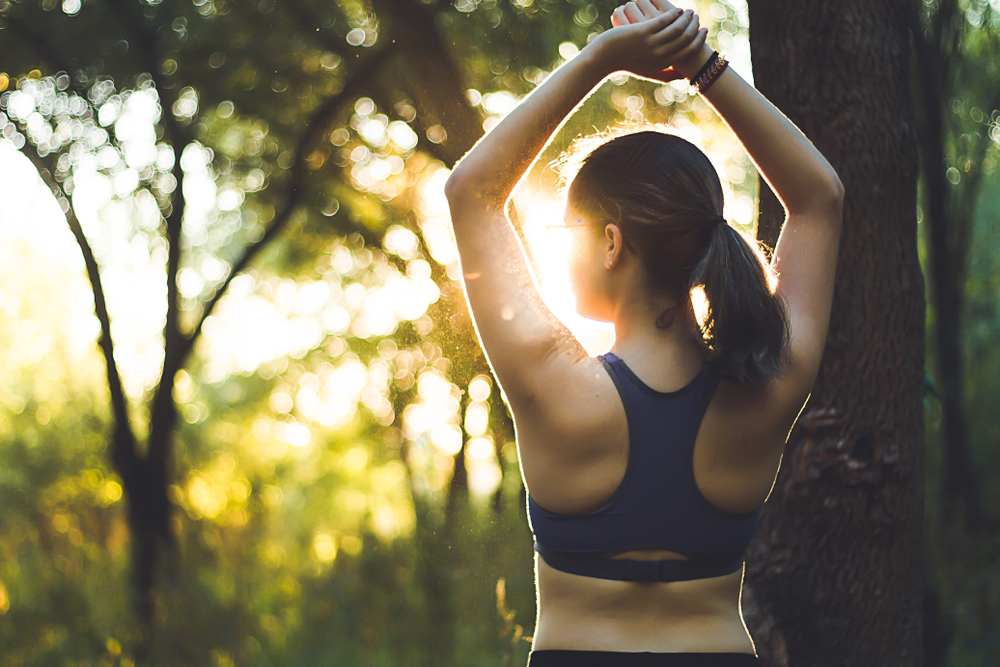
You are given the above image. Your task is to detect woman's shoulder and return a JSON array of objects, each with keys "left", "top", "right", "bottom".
[
  {"left": 512, "top": 353, "right": 630, "bottom": 501},
  {"left": 696, "top": 373, "right": 809, "bottom": 475},
  {"left": 504, "top": 347, "right": 611, "bottom": 415}
]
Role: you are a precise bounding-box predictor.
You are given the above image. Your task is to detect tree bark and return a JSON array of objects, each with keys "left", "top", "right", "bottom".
[{"left": 745, "top": 1, "right": 925, "bottom": 665}]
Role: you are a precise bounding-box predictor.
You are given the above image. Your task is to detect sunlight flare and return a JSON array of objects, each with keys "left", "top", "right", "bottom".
[{"left": 515, "top": 186, "right": 615, "bottom": 356}]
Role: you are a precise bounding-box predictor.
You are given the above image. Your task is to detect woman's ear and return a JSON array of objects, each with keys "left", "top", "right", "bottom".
[{"left": 604, "top": 224, "right": 626, "bottom": 269}]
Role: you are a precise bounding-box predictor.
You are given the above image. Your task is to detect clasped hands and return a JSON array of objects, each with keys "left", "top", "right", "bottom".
[{"left": 594, "top": 0, "right": 709, "bottom": 83}]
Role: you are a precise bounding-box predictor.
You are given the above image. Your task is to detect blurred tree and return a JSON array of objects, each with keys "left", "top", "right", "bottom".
[
  {"left": 0, "top": 0, "right": 614, "bottom": 644},
  {"left": 1, "top": 0, "right": 404, "bottom": 625},
  {"left": 909, "top": 1, "right": 1000, "bottom": 663},
  {"left": 911, "top": 0, "right": 999, "bottom": 532},
  {"left": 745, "top": 0, "right": 925, "bottom": 665}
]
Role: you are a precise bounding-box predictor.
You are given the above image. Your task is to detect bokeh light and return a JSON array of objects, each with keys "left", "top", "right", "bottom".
[{"left": 0, "top": 3, "right": 782, "bottom": 662}]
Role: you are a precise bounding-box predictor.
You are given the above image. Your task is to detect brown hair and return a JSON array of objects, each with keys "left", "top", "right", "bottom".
[{"left": 566, "top": 130, "right": 788, "bottom": 384}]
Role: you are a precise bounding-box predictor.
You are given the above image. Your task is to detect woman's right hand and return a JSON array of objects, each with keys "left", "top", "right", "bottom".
[{"left": 591, "top": 4, "right": 707, "bottom": 83}]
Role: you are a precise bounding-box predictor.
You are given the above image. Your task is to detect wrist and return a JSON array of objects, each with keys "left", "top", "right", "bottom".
[
  {"left": 580, "top": 30, "right": 627, "bottom": 80},
  {"left": 674, "top": 43, "right": 714, "bottom": 81}
]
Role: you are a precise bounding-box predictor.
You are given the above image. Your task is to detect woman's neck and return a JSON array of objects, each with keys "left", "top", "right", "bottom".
[{"left": 609, "top": 296, "right": 707, "bottom": 384}]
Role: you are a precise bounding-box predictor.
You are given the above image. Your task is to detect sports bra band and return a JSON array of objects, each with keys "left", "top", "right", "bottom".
[{"left": 534, "top": 542, "right": 744, "bottom": 582}]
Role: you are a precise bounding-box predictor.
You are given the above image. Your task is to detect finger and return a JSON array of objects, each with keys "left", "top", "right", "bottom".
[
  {"left": 674, "top": 27, "right": 708, "bottom": 63},
  {"left": 649, "top": 8, "right": 692, "bottom": 40},
  {"left": 650, "top": 0, "right": 677, "bottom": 12},
  {"left": 658, "top": 10, "right": 700, "bottom": 52},
  {"left": 611, "top": 5, "right": 630, "bottom": 26},
  {"left": 643, "top": 6, "right": 683, "bottom": 33},
  {"left": 622, "top": 2, "right": 645, "bottom": 24},
  {"left": 635, "top": 0, "right": 660, "bottom": 19}
]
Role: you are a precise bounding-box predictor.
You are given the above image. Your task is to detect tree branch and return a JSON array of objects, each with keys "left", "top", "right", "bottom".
[
  {"left": 178, "top": 43, "right": 399, "bottom": 365},
  {"left": 101, "top": 0, "right": 188, "bottom": 338},
  {"left": 103, "top": 0, "right": 194, "bottom": 465},
  {"left": 281, "top": 0, "right": 351, "bottom": 58},
  {"left": 2, "top": 13, "right": 125, "bottom": 153},
  {"left": 380, "top": 0, "right": 484, "bottom": 165},
  {"left": 18, "top": 140, "right": 138, "bottom": 473}
]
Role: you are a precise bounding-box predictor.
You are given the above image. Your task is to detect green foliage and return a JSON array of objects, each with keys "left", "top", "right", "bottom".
[
  {"left": 0, "top": 229, "right": 538, "bottom": 661},
  {"left": 914, "top": 0, "right": 1000, "bottom": 664},
  {"left": 923, "top": 168, "right": 1000, "bottom": 667},
  {"left": 0, "top": 0, "right": 944, "bottom": 664}
]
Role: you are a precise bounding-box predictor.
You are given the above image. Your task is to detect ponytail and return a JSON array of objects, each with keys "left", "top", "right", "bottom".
[
  {"left": 690, "top": 223, "right": 789, "bottom": 384},
  {"left": 564, "top": 130, "right": 789, "bottom": 383}
]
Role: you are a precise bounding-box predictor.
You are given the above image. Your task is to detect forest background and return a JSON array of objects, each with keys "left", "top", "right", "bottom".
[{"left": 0, "top": 0, "right": 997, "bottom": 665}]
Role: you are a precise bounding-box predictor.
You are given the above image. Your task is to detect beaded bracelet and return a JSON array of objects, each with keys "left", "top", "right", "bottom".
[
  {"left": 691, "top": 54, "right": 729, "bottom": 94},
  {"left": 689, "top": 51, "right": 720, "bottom": 86}
]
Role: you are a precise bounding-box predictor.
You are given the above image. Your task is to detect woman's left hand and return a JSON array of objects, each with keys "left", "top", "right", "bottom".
[
  {"left": 596, "top": 1, "right": 707, "bottom": 82},
  {"left": 611, "top": 0, "right": 680, "bottom": 26}
]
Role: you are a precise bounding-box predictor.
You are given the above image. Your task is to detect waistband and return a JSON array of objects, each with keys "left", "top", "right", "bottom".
[{"left": 528, "top": 649, "right": 759, "bottom": 666}]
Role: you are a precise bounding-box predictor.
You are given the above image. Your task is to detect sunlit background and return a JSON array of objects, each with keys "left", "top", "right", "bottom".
[
  {"left": 0, "top": 2, "right": 758, "bottom": 510},
  {"left": 0, "top": 3, "right": 774, "bottom": 661},
  {"left": 2, "top": 0, "right": 997, "bottom": 663}
]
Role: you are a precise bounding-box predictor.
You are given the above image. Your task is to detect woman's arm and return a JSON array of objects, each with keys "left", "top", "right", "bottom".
[
  {"left": 700, "top": 52, "right": 844, "bottom": 396},
  {"left": 619, "top": 0, "right": 844, "bottom": 396},
  {"left": 445, "top": 8, "right": 702, "bottom": 209},
  {"left": 445, "top": 11, "right": 706, "bottom": 408}
]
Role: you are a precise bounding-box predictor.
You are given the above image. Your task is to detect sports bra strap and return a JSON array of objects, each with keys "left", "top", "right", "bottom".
[{"left": 534, "top": 542, "right": 744, "bottom": 582}]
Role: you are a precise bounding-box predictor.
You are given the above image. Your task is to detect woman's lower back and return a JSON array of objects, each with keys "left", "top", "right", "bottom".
[{"left": 531, "top": 555, "right": 757, "bottom": 655}]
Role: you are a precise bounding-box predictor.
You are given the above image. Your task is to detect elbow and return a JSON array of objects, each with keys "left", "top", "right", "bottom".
[
  {"left": 445, "top": 168, "right": 503, "bottom": 212},
  {"left": 793, "top": 170, "right": 844, "bottom": 223},
  {"left": 444, "top": 169, "right": 482, "bottom": 211},
  {"left": 812, "top": 165, "right": 844, "bottom": 213},
  {"left": 827, "top": 171, "right": 845, "bottom": 226},
  {"left": 444, "top": 158, "right": 482, "bottom": 205},
  {"left": 444, "top": 169, "right": 466, "bottom": 206},
  {"left": 828, "top": 171, "right": 845, "bottom": 210}
]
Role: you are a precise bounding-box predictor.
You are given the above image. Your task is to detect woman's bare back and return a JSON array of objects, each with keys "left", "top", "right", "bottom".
[{"left": 518, "top": 353, "right": 802, "bottom": 653}]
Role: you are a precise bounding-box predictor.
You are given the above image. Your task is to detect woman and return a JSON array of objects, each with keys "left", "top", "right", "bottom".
[{"left": 445, "top": 1, "right": 843, "bottom": 665}]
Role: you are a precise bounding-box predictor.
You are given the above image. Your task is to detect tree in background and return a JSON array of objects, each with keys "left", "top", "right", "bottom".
[
  {"left": 744, "top": 0, "right": 925, "bottom": 665},
  {"left": 912, "top": 0, "right": 999, "bottom": 535},
  {"left": 0, "top": 0, "right": 584, "bottom": 650},
  {"left": 910, "top": 0, "right": 1000, "bottom": 663},
  {"left": 1, "top": 0, "right": 449, "bottom": 625},
  {"left": 0, "top": 0, "right": 712, "bottom": 661},
  {"left": 0, "top": 0, "right": 591, "bottom": 620}
]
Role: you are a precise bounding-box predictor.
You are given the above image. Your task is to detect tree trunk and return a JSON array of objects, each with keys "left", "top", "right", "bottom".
[
  {"left": 910, "top": 0, "right": 986, "bottom": 532},
  {"left": 924, "top": 166, "right": 980, "bottom": 529},
  {"left": 745, "top": 1, "right": 925, "bottom": 665}
]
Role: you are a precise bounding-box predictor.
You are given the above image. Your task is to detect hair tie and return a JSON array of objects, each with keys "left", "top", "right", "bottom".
[{"left": 710, "top": 215, "right": 727, "bottom": 227}]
